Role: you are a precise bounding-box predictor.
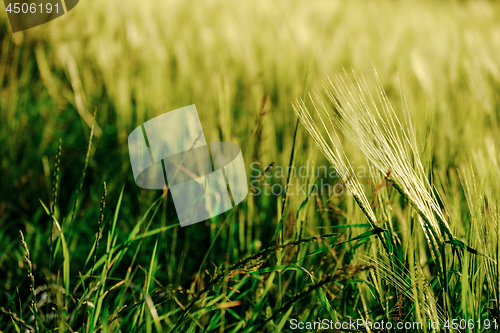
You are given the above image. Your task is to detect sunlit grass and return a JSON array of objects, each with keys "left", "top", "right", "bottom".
[{"left": 1, "top": 0, "right": 500, "bottom": 331}]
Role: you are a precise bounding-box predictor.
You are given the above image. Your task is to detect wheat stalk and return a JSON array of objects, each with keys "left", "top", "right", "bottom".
[{"left": 293, "top": 70, "right": 455, "bottom": 263}]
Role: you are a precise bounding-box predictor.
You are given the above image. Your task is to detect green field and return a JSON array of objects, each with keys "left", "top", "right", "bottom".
[{"left": 1, "top": 0, "right": 500, "bottom": 331}]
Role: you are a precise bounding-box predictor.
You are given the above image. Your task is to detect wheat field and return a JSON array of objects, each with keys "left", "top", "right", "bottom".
[{"left": 1, "top": 0, "right": 500, "bottom": 332}]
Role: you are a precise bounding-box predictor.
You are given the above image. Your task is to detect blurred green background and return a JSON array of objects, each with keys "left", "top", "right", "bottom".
[{"left": 1, "top": 0, "right": 500, "bottom": 331}]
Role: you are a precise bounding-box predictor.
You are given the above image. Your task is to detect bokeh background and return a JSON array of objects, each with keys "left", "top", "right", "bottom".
[{"left": 1, "top": 0, "right": 500, "bottom": 331}]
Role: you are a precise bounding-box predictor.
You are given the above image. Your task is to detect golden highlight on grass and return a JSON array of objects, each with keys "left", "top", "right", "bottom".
[
  {"left": 294, "top": 69, "right": 500, "bottom": 326},
  {"left": 294, "top": 71, "right": 454, "bottom": 259},
  {"left": 2, "top": 0, "right": 500, "bottom": 332}
]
